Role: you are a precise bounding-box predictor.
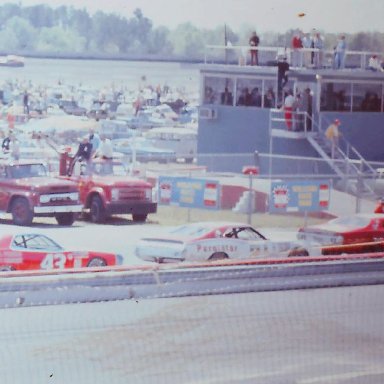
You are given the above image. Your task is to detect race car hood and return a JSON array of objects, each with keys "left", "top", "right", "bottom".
[
  {"left": 138, "top": 235, "right": 189, "bottom": 244},
  {"left": 300, "top": 223, "right": 351, "bottom": 234}
]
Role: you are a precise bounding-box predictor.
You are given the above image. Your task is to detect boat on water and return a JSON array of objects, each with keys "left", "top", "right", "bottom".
[
  {"left": 0, "top": 55, "right": 25, "bottom": 67},
  {"left": 197, "top": 44, "right": 384, "bottom": 191}
]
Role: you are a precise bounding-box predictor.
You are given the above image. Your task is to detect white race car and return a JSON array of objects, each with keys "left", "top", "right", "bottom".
[{"left": 134, "top": 222, "right": 310, "bottom": 263}]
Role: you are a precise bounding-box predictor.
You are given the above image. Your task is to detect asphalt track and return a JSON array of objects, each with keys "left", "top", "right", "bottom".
[
  {"left": 1, "top": 217, "right": 384, "bottom": 384},
  {"left": 1, "top": 285, "right": 383, "bottom": 384}
]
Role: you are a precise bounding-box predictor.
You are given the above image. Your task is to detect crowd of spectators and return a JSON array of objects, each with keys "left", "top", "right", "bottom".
[{"left": 236, "top": 29, "right": 384, "bottom": 72}]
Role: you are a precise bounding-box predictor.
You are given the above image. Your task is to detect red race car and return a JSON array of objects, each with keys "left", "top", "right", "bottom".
[
  {"left": 0, "top": 232, "right": 123, "bottom": 271},
  {"left": 297, "top": 213, "right": 384, "bottom": 255}
]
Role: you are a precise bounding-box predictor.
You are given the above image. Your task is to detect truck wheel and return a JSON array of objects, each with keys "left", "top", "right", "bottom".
[
  {"left": 11, "top": 198, "right": 33, "bottom": 226},
  {"left": 132, "top": 214, "right": 147, "bottom": 222},
  {"left": 55, "top": 213, "right": 75, "bottom": 226},
  {"left": 90, "top": 196, "right": 106, "bottom": 223}
]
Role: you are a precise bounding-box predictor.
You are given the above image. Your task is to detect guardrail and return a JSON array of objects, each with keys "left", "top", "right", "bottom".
[{"left": 2, "top": 254, "right": 384, "bottom": 308}]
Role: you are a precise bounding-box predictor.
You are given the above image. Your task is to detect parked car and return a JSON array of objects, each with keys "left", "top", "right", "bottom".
[
  {"left": 297, "top": 213, "right": 384, "bottom": 254},
  {"left": 112, "top": 137, "right": 177, "bottom": 163},
  {"left": 87, "top": 101, "right": 119, "bottom": 120},
  {"left": 59, "top": 99, "right": 87, "bottom": 116},
  {"left": 134, "top": 222, "right": 310, "bottom": 263},
  {"left": 120, "top": 110, "right": 167, "bottom": 130},
  {"left": 144, "top": 126, "right": 197, "bottom": 163},
  {"left": 99, "top": 119, "right": 136, "bottom": 139},
  {"left": 0, "top": 232, "right": 123, "bottom": 271}
]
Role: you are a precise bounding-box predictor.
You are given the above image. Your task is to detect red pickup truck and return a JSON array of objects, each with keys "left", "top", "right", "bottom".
[
  {"left": 60, "top": 157, "right": 157, "bottom": 223},
  {"left": 0, "top": 159, "right": 82, "bottom": 226}
]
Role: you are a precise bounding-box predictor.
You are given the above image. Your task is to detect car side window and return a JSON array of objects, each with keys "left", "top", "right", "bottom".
[
  {"left": 12, "top": 234, "right": 63, "bottom": 251},
  {"left": 223, "top": 229, "right": 236, "bottom": 238},
  {"left": 236, "top": 227, "right": 265, "bottom": 240}
]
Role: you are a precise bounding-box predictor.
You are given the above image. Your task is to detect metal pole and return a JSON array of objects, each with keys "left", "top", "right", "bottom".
[{"left": 247, "top": 173, "right": 253, "bottom": 224}]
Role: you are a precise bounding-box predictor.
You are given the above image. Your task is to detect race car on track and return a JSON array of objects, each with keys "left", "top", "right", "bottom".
[
  {"left": 0, "top": 232, "right": 123, "bottom": 271},
  {"left": 134, "top": 222, "right": 310, "bottom": 263},
  {"left": 297, "top": 213, "right": 384, "bottom": 255}
]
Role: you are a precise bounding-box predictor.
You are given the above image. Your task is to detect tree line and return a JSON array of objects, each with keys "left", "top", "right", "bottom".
[{"left": 0, "top": 3, "right": 383, "bottom": 60}]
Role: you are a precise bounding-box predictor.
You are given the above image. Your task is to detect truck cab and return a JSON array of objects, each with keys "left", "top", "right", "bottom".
[
  {"left": 60, "top": 156, "right": 157, "bottom": 223},
  {"left": 0, "top": 159, "right": 82, "bottom": 226}
]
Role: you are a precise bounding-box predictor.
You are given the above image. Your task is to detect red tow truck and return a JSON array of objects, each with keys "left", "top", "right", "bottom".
[
  {"left": 0, "top": 159, "right": 82, "bottom": 226},
  {"left": 59, "top": 153, "right": 157, "bottom": 223}
]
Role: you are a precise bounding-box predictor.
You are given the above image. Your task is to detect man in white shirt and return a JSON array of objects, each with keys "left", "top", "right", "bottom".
[
  {"left": 368, "top": 55, "right": 384, "bottom": 72},
  {"left": 94, "top": 135, "right": 113, "bottom": 160}
]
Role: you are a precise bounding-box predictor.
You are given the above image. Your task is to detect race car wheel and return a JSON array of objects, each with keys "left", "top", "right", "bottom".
[
  {"left": 55, "top": 213, "right": 75, "bottom": 226},
  {"left": 90, "top": 196, "right": 106, "bottom": 223},
  {"left": 11, "top": 197, "right": 33, "bottom": 226},
  {"left": 288, "top": 247, "right": 309, "bottom": 257},
  {"left": 209, "top": 252, "right": 229, "bottom": 261},
  {"left": 87, "top": 257, "right": 107, "bottom": 267},
  {"left": 132, "top": 214, "right": 147, "bottom": 222},
  {"left": 0, "top": 266, "right": 15, "bottom": 271}
]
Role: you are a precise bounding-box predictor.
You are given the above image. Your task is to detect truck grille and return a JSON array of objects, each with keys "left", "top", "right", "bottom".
[
  {"left": 118, "top": 188, "right": 147, "bottom": 201},
  {"left": 39, "top": 192, "right": 79, "bottom": 206}
]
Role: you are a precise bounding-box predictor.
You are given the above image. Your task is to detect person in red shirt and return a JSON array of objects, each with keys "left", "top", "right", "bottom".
[
  {"left": 374, "top": 198, "right": 384, "bottom": 213},
  {"left": 291, "top": 32, "right": 303, "bottom": 67}
]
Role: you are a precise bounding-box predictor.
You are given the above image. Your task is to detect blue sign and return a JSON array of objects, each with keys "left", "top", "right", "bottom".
[
  {"left": 158, "top": 176, "right": 220, "bottom": 210},
  {"left": 269, "top": 180, "right": 330, "bottom": 213}
]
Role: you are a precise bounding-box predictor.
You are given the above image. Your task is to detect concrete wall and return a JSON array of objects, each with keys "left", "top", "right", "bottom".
[{"left": 197, "top": 106, "right": 384, "bottom": 173}]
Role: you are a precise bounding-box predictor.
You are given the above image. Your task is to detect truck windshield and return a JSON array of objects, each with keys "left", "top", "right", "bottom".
[
  {"left": 7, "top": 164, "right": 47, "bottom": 179},
  {"left": 92, "top": 162, "right": 127, "bottom": 176}
]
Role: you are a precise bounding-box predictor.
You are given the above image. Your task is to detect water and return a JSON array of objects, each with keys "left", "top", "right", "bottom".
[{"left": 0, "top": 57, "right": 200, "bottom": 93}]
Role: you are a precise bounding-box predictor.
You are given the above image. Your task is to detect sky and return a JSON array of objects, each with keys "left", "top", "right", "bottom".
[{"left": 10, "top": 0, "right": 384, "bottom": 33}]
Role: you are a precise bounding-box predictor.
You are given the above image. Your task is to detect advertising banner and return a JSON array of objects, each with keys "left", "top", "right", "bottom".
[
  {"left": 269, "top": 180, "right": 330, "bottom": 213},
  {"left": 158, "top": 176, "right": 220, "bottom": 210}
]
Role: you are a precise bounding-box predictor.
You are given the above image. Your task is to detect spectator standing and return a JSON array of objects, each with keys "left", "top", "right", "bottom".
[
  {"left": 368, "top": 55, "right": 384, "bottom": 72},
  {"left": 23, "top": 90, "right": 29, "bottom": 115},
  {"left": 277, "top": 56, "right": 289, "bottom": 96},
  {"left": 9, "top": 134, "right": 20, "bottom": 161},
  {"left": 249, "top": 31, "right": 260, "bottom": 66},
  {"left": 94, "top": 135, "right": 113, "bottom": 160},
  {"left": 291, "top": 32, "right": 303, "bottom": 67},
  {"left": 69, "top": 136, "right": 93, "bottom": 175},
  {"left": 89, "top": 128, "right": 101, "bottom": 156},
  {"left": 250, "top": 87, "right": 262, "bottom": 107},
  {"left": 237, "top": 88, "right": 252, "bottom": 106},
  {"left": 283, "top": 90, "right": 296, "bottom": 131},
  {"left": 334, "top": 35, "right": 347, "bottom": 69},
  {"left": 374, "top": 198, "right": 384, "bottom": 214},
  {"left": 325, "top": 119, "right": 341, "bottom": 158},
  {"left": 313, "top": 33, "right": 324, "bottom": 68},
  {"left": 301, "top": 32, "right": 312, "bottom": 67},
  {"left": 302, "top": 88, "right": 313, "bottom": 131},
  {"left": 2, "top": 131, "right": 11, "bottom": 153},
  {"left": 310, "top": 29, "right": 317, "bottom": 66},
  {"left": 221, "top": 87, "right": 233, "bottom": 105},
  {"left": 264, "top": 88, "right": 276, "bottom": 108}
]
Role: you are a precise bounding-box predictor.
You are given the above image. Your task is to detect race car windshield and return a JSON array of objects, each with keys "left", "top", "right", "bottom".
[{"left": 330, "top": 216, "right": 371, "bottom": 228}]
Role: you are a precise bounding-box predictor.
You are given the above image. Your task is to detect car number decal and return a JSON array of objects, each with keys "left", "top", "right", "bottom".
[{"left": 40, "top": 253, "right": 67, "bottom": 269}]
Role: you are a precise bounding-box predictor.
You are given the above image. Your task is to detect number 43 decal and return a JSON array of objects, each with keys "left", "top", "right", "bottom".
[{"left": 40, "top": 253, "right": 67, "bottom": 269}]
